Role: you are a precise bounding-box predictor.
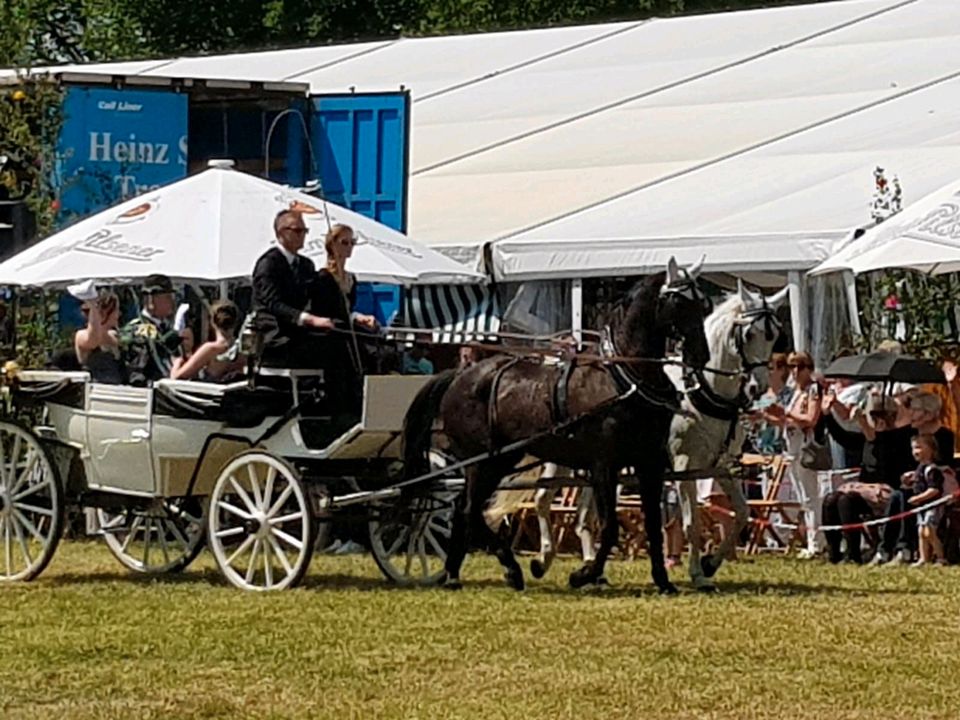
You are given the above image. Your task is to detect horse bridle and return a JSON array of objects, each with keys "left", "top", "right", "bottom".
[
  {"left": 685, "top": 293, "right": 782, "bottom": 442},
  {"left": 734, "top": 300, "right": 782, "bottom": 371},
  {"left": 649, "top": 272, "right": 711, "bottom": 363}
]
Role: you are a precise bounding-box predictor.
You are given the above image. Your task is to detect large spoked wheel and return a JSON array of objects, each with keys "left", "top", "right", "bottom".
[
  {"left": 208, "top": 451, "right": 315, "bottom": 591},
  {"left": 97, "top": 497, "right": 206, "bottom": 574},
  {"left": 369, "top": 452, "right": 462, "bottom": 586},
  {"left": 0, "top": 420, "right": 65, "bottom": 582}
]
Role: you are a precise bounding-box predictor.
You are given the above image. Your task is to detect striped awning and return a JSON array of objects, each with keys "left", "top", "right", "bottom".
[{"left": 391, "top": 284, "right": 501, "bottom": 343}]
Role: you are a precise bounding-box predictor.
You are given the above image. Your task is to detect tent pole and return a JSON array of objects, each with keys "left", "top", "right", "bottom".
[
  {"left": 218, "top": 280, "right": 229, "bottom": 300},
  {"left": 571, "top": 278, "right": 583, "bottom": 348},
  {"left": 843, "top": 271, "right": 862, "bottom": 339},
  {"left": 788, "top": 270, "right": 808, "bottom": 352}
]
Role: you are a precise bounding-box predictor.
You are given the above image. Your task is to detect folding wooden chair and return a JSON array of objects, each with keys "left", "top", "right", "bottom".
[
  {"left": 615, "top": 487, "right": 646, "bottom": 559},
  {"left": 744, "top": 453, "right": 803, "bottom": 554},
  {"left": 508, "top": 474, "right": 587, "bottom": 556}
]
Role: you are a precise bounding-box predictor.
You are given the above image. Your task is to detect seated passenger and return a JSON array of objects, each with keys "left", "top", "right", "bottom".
[
  {"left": 315, "top": 223, "right": 377, "bottom": 332},
  {"left": 122, "top": 274, "right": 182, "bottom": 385},
  {"left": 74, "top": 288, "right": 127, "bottom": 384},
  {"left": 313, "top": 224, "right": 379, "bottom": 413},
  {"left": 170, "top": 301, "right": 246, "bottom": 382}
]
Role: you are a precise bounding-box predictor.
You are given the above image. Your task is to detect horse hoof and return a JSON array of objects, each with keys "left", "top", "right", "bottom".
[
  {"left": 504, "top": 569, "right": 525, "bottom": 591},
  {"left": 443, "top": 577, "right": 463, "bottom": 591},
  {"left": 658, "top": 583, "right": 679, "bottom": 596},
  {"left": 696, "top": 584, "right": 719, "bottom": 594},
  {"left": 701, "top": 555, "right": 720, "bottom": 579},
  {"left": 530, "top": 559, "right": 546, "bottom": 579}
]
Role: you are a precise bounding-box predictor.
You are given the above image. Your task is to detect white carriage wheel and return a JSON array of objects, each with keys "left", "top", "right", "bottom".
[
  {"left": 207, "top": 451, "right": 314, "bottom": 591},
  {"left": 369, "top": 451, "right": 462, "bottom": 587},
  {"left": 0, "top": 420, "right": 65, "bottom": 582},
  {"left": 97, "top": 497, "right": 207, "bottom": 575}
]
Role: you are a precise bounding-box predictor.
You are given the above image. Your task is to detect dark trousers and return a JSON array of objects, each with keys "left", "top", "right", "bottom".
[
  {"left": 822, "top": 491, "right": 872, "bottom": 563},
  {"left": 881, "top": 488, "right": 917, "bottom": 557}
]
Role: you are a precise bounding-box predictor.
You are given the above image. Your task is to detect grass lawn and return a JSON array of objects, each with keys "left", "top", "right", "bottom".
[{"left": 1, "top": 541, "right": 958, "bottom": 720}]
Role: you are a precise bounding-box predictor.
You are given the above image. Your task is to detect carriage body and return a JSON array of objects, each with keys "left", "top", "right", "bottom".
[{"left": 1, "top": 368, "right": 456, "bottom": 589}]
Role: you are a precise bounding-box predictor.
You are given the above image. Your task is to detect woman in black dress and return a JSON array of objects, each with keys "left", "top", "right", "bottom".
[
  {"left": 315, "top": 224, "right": 377, "bottom": 331},
  {"left": 314, "top": 224, "right": 378, "bottom": 417},
  {"left": 74, "top": 289, "right": 128, "bottom": 384}
]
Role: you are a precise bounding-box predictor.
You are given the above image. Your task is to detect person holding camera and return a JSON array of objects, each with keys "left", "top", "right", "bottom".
[
  {"left": 782, "top": 351, "right": 823, "bottom": 559},
  {"left": 73, "top": 287, "right": 127, "bottom": 385}
]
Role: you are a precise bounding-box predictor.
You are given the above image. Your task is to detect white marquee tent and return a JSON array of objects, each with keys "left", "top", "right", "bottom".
[{"left": 9, "top": 0, "right": 960, "bottom": 349}]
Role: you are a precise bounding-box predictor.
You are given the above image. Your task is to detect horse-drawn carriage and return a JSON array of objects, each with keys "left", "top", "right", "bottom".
[
  {"left": 0, "top": 256, "right": 785, "bottom": 595},
  {"left": 0, "top": 363, "right": 460, "bottom": 591}
]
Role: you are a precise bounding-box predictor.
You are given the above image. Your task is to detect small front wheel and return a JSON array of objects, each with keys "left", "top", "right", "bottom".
[
  {"left": 98, "top": 497, "right": 206, "bottom": 574},
  {"left": 207, "top": 451, "right": 314, "bottom": 591},
  {"left": 369, "top": 452, "right": 462, "bottom": 586}
]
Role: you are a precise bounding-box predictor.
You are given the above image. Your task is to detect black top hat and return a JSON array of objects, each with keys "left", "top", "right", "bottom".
[{"left": 142, "top": 274, "right": 174, "bottom": 295}]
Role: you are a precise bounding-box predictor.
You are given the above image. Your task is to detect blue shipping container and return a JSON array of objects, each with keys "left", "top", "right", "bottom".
[
  {"left": 311, "top": 93, "right": 410, "bottom": 325},
  {"left": 57, "top": 86, "right": 188, "bottom": 223}
]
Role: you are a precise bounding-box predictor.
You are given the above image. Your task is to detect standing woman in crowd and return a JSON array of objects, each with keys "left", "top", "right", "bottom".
[
  {"left": 783, "top": 351, "right": 823, "bottom": 559},
  {"left": 753, "top": 353, "right": 793, "bottom": 454}
]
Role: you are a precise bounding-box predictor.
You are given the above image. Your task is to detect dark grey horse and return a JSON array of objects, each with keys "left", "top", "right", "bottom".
[{"left": 402, "top": 258, "right": 711, "bottom": 594}]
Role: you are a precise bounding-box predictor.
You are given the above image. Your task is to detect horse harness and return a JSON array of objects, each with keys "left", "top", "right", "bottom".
[
  {"left": 485, "top": 335, "right": 684, "bottom": 447},
  {"left": 485, "top": 271, "right": 709, "bottom": 443}
]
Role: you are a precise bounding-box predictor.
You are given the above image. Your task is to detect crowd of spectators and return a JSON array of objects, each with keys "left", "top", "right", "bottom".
[{"left": 746, "top": 343, "right": 959, "bottom": 567}]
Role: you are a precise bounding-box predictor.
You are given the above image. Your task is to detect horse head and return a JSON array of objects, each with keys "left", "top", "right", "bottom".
[
  {"left": 618, "top": 256, "right": 711, "bottom": 371},
  {"left": 727, "top": 279, "right": 789, "bottom": 372}
]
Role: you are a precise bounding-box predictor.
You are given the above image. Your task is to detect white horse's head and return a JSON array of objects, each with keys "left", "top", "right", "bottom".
[{"left": 704, "top": 280, "right": 788, "bottom": 374}]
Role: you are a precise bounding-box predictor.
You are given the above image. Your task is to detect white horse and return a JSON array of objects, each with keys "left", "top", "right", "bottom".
[
  {"left": 668, "top": 281, "right": 787, "bottom": 590},
  {"left": 524, "top": 281, "right": 787, "bottom": 588}
]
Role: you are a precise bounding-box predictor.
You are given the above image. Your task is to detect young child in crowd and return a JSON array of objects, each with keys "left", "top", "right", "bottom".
[{"left": 905, "top": 434, "right": 946, "bottom": 566}]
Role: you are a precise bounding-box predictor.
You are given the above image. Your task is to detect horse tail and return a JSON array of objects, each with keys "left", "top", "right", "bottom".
[{"left": 402, "top": 369, "right": 457, "bottom": 480}]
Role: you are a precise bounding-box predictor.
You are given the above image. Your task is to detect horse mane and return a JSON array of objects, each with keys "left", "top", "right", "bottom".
[
  {"left": 704, "top": 292, "right": 747, "bottom": 368},
  {"left": 616, "top": 272, "right": 667, "bottom": 359},
  {"left": 626, "top": 272, "right": 666, "bottom": 307}
]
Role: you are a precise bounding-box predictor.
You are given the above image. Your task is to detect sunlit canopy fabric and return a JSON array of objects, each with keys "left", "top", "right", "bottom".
[
  {"left": 11, "top": 0, "right": 960, "bottom": 280},
  {"left": 0, "top": 166, "right": 483, "bottom": 287},
  {"left": 811, "top": 179, "right": 960, "bottom": 276}
]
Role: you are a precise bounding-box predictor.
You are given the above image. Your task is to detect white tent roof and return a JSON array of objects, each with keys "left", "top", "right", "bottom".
[
  {"left": 16, "top": 0, "right": 960, "bottom": 279},
  {"left": 810, "top": 178, "right": 960, "bottom": 276}
]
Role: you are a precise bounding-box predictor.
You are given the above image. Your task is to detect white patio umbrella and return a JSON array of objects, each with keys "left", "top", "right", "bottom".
[
  {"left": 810, "top": 180, "right": 960, "bottom": 277},
  {"left": 0, "top": 163, "right": 484, "bottom": 287}
]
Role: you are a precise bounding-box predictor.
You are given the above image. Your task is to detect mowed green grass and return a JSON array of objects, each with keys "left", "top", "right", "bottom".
[{"left": 1, "top": 542, "right": 958, "bottom": 720}]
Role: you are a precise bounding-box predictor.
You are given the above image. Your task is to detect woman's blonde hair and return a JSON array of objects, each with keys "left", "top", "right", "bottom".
[{"left": 324, "top": 224, "right": 355, "bottom": 292}]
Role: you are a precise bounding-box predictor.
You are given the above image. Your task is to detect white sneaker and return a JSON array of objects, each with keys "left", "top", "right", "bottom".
[
  {"left": 796, "top": 548, "right": 817, "bottom": 560},
  {"left": 911, "top": 559, "right": 929, "bottom": 568},
  {"left": 868, "top": 552, "right": 888, "bottom": 566},
  {"left": 885, "top": 550, "right": 912, "bottom": 567}
]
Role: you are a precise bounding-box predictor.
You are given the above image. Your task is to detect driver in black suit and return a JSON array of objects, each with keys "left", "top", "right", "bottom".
[{"left": 252, "top": 209, "right": 334, "bottom": 365}]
